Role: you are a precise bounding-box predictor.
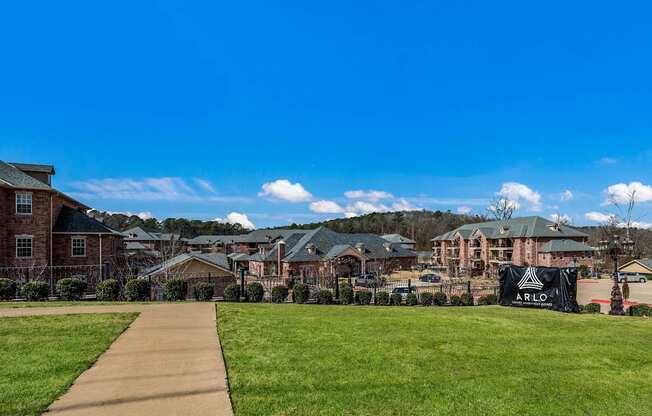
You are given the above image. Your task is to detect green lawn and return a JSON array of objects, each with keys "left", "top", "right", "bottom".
[
  {"left": 217, "top": 304, "right": 652, "bottom": 416},
  {"left": 0, "top": 313, "right": 137, "bottom": 416}
]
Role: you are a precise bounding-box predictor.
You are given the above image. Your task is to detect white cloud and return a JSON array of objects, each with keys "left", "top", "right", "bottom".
[
  {"left": 67, "top": 177, "right": 216, "bottom": 202},
  {"left": 604, "top": 182, "right": 652, "bottom": 205},
  {"left": 457, "top": 206, "right": 472, "bottom": 214},
  {"left": 597, "top": 157, "right": 618, "bottom": 165},
  {"left": 344, "top": 190, "right": 394, "bottom": 201},
  {"left": 194, "top": 178, "right": 216, "bottom": 194},
  {"left": 391, "top": 198, "right": 418, "bottom": 211},
  {"left": 225, "top": 212, "right": 255, "bottom": 229},
  {"left": 498, "top": 182, "right": 542, "bottom": 211},
  {"left": 259, "top": 179, "right": 312, "bottom": 202},
  {"left": 585, "top": 212, "right": 614, "bottom": 223},
  {"left": 309, "top": 200, "right": 345, "bottom": 214},
  {"left": 349, "top": 201, "right": 390, "bottom": 215},
  {"left": 212, "top": 217, "right": 223, "bottom": 222},
  {"left": 560, "top": 190, "right": 574, "bottom": 201}
]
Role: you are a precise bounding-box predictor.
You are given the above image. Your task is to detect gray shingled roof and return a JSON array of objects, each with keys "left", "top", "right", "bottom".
[
  {"left": 125, "top": 241, "right": 147, "bottom": 250},
  {"left": 8, "top": 162, "right": 55, "bottom": 174},
  {"left": 187, "top": 235, "right": 246, "bottom": 245},
  {"left": 124, "top": 227, "right": 180, "bottom": 242},
  {"left": 382, "top": 234, "right": 417, "bottom": 244},
  {"left": 282, "top": 227, "right": 416, "bottom": 263},
  {"left": 0, "top": 161, "right": 52, "bottom": 190},
  {"left": 53, "top": 206, "right": 122, "bottom": 234},
  {"left": 431, "top": 216, "right": 589, "bottom": 241},
  {"left": 142, "top": 252, "right": 232, "bottom": 277},
  {"left": 539, "top": 239, "right": 595, "bottom": 253}
]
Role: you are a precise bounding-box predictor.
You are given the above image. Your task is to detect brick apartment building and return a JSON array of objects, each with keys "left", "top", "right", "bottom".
[
  {"left": 0, "top": 161, "right": 123, "bottom": 276},
  {"left": 247, "top": 226, "right": 417, "bottom": 278},
  {"left": 432, "top": 216, "right": 595, "bottom": 277}
]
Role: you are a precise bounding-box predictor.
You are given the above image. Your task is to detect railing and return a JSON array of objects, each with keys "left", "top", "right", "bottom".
[{"left": 0, "top": 265, "right": 105, "bottom": 298}]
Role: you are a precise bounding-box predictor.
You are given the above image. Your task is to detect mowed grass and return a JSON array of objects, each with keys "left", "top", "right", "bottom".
[
  {"left": 217, "top": 304, "right": 652, "bottom": 416},
  {"left": 0, "top": 313, "right": 138, "bottom": 416}
]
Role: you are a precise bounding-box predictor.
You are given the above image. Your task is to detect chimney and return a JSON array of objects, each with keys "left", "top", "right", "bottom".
[{"left": 277, "top": 240, "right": 286, "bottom": 277}]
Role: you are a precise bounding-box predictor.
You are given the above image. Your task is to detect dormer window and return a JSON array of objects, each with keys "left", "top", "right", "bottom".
[
  {"left": 16, "top": 192, "right": 32, "bottom": 215},
  {"left": 383, "top": 242, "right": 392, "bottom": 252},
  {"left": 500, "top": 226, "right": 509, "bottom": 234},
  {"left": 306, "top": 243, "right": 316, "bottom": 254},
  {"left": 548, "top": 224, "right": 561, "bottom": 231}
]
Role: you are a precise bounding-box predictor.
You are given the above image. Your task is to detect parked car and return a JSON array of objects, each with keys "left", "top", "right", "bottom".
[
  {"left": 419, "top": 274, "right": 441, "bottom": 283},
  {"left": 614, "top": 272, "right": 647, "bottom": 283},
  {"left": 356, "top": 273, "right": 385, "bottom": 288},
  {"left": 390, "top": 286, "right": 417, "bottom": 300}
]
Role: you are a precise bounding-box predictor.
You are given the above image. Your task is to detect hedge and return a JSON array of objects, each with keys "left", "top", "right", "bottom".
[
  {"left": 340, "top": 283, "right": 354, "bottom": 305},
  {"left": 96, "top": 279, "right": 121, "bottom": 301},
  {"left": 390, "top": 293, "right": 402, "bottom": 306},
  {"left": 478, "top": 294, "right": 498, "bottom": 305},
  {"left": 271, "top": 286, "right": 289, "bottom": 303},
  {"left": 460, "top": 293, "right": 475, "bottom": 306},
  {"left": 223, "top": 284, "right": 241, "bottom": 302},
  {"left": 21, "top": 281, "right": 49, "bottom": 301},
  {"left": 293, "top": 283, "right": 310, "bottom": 304},
  {"left": 246, "top": 282, "right": 265, "bottom": 303},
  {"left": 405, "top": 293, "right": 418, "bottom": 306},
  {"left": 433, "top": 292, "right": 447, "bottom": 306},
  {"left": 56, "top": 278, "right": 86, "bottom": 301},
  {"left": 317, "top": 290, "right": 333, "bottom": 305},
  {"left": 193, "top": 282, "right": 215, "bottom": 301},
  {"left": 355, "top": 290, "right": 372, "bottom": 305},
  {"left": 374, "top": 291, "right": 389, "bottom": 306},
  {"left": 124, "top": 279, "right": 150, "bottom": 301},
  {"left": 420, "top": 292, "right": 434, "bottom": 306},
  {"left": 163, "top": 278, "right": 187, "bottom": 301},
  {"left": 629, "top": 304, "right": 651, "bottom": 317},
  {"left": 581, "top": 303, "right": 601, "bottom": 314},
  {"left": 450, "top": 295, "right": 462, "bottom": 306},
  {"left": 0, "top": 278, "right": 16, "bottom": 301}
]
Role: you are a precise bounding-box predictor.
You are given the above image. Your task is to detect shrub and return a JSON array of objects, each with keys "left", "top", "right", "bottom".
[
  {"left": 581, "top": 303, "right": 601, "bottom": 314},
  {"left": 56, "top": 278, "right": 86, "bottom": 301},
  {"left": 317, "top": 289, "right": 333, "bottom": 304},
  {"left": 96, "top": 279, "right": 120, "bottom": 301},
  {"left": 478, "top": 294, "right": 498, "bottom": 305},
  {"left": 271, "top": 285, "right": 289, "bottom": 303},
  {"left": 340, "top": 283, "right": 354, "bottom": 305},
  {"left": 629, "top": 304, "right": 650, "bottom": 317},
  {"left": 390, "top": 293, "right": 402, "bottom": 306},
  {"left": 124, "top": 279, "right": 150, "bottom": 301},
  {"left": 0, "top": 278, "right": 16, "bottom": 301},
  {"left": 163, "top": 278, "right": 187, "bottom": 301},
  {"left": 433, "top": 291, "right": 447, "bottom": 306},
  {"left": 450, "top": 295, "right": 462, "bottom": 306},
  {"left": 460, "top": 293, "right": 475, "bottom": 306},
  {"left": 246, "top": 282, "right": 265, "bottom": 303},
  {"left": 374, "top": 291, "right": 389, "bottom": 306},
  {"left": 420, "top": 292, "right": 434, "bottom": 306},
  {"left": 21, "top": 281, "right": 49, "bottom": 301},
  {"left": 355, "top": 290, "right": 372, "bottom": 305},
  {"left": 193, "top": 282, "right": 215, "bottom": 301},
  {"left": 405, "top": 293, "right": 418, "bottom": 306},
  {"left": 293, "top": 283, "right": 310, "bottom": 304},
  {"left": 577, "top": 264, "right": 590, "bottom": 278},
  {"left": 223, "top": 283, "right": 241, "bottom": 302}
]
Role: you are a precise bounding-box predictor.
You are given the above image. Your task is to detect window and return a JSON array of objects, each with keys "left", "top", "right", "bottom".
[
  {"left": 16, "top": 236, "right": 32, "bottom": 258},
  {"left": 72, "top": 237, "right": 86, "bottom": 257},
  {"left": 16, "top": 192, "right": 32, "bottom": 215}
]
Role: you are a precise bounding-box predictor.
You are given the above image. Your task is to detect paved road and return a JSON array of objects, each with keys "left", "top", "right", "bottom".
[
  {"left": 577, "top": 279, "right": 652, "bottom": 312},
  {"left": 0, "top": 303, "right": 233, "bottom": 416}
]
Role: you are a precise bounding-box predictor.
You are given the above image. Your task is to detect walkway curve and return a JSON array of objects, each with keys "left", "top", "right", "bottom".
[{"left": 0, "top": 303, "right": 233, "bottom": 416}]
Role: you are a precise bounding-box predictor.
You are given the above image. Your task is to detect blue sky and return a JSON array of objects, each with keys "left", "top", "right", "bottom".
[{"left": 2, "top": 1, "right": 652, "bottom": 229}]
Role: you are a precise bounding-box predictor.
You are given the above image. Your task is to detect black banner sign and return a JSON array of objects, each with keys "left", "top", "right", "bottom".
[{"left": 499, "top": 266, "right": 579, "bottom": 313}]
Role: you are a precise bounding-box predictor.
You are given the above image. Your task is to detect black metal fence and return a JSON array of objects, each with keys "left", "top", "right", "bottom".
[{"left": 0, "top": 265, "right": 105, "bottom": 299}]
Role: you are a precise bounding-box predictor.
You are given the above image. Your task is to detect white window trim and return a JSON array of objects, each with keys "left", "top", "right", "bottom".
[
  {"left": 15, "top": 192, "right": 33, "bottom": 215},
  {"left": 71, "top": 236, "right": 87, "bottom": 258},
  {"left": 15, "top": 235, "right": 33, "bottom": 259}
]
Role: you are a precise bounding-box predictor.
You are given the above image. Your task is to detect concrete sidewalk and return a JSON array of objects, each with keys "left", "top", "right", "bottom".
[{"left": 0, "top": 303, "right": 233, "bottom": 416}]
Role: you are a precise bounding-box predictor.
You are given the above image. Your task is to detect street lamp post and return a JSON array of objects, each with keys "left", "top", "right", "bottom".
[{"left": 599, "top": 235, "right": 634, "bottom": 316}]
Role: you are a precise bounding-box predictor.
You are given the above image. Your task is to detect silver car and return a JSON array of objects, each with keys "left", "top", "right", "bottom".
[{"left": 615, "top": 272, "right": 647, "bottom": 283}]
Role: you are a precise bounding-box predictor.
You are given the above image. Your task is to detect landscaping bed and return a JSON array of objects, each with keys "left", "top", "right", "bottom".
[
  {"left": 217, "top": 303, "right": 651, "bottom": 416},
  {"left": 0, "top": 313, "right": 137, "bottom": 416}
]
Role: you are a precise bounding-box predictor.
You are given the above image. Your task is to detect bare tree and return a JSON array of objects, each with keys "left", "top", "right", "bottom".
[{"left": 486, "top": 197, "right": 517, "bottom": 221}]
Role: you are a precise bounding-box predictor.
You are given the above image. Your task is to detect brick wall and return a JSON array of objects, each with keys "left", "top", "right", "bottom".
[
  {"left": 0, "top": 188, "right": 6, "bottom": 266},
  {"left": 2, "top": 189, "right": 51, "bottom": 267},
  {"left": 53, "top": 234, "right": 123, "bottom": 267}
]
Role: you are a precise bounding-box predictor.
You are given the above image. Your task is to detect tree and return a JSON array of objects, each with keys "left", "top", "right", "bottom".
[{"left": 486, "top": 198, "right": 517, "bottom": 221}]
